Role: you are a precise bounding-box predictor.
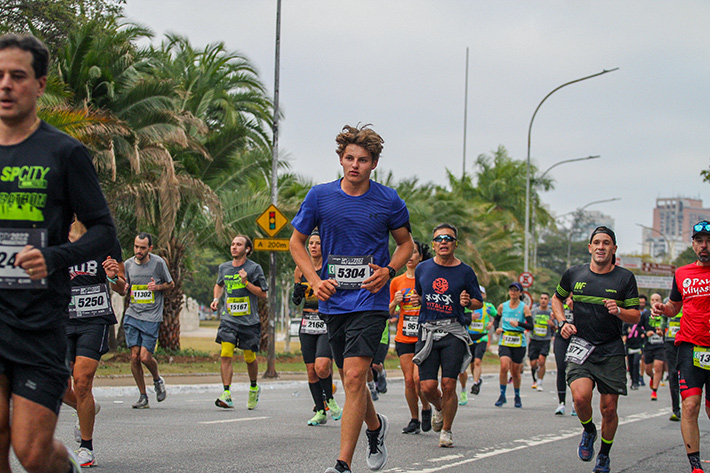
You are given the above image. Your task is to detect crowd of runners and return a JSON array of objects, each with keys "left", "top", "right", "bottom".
[{"left": 2, "top": 33, "right": 710, "bottom": 473}]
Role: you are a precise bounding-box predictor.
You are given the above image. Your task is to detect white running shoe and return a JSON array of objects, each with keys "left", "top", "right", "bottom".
[
  {"left": 555, "top": 402, "right": 565, "bottom": 415},
  {"left": 154, "top": 377, "right": 167, "bottom": 402},
  {"left": 439, "top": 429, "right": 453, "bottom": 448},
  {"left": 432, "top": 408, "right": 444, "bottom": 432},
  {"left": 67, "top": 447, "right": 82, "bottom": 473},
  {"left": 536, "top": 381, "right": 544, "bottom": 392},
  {"left": 76, "top": 447, "right": 96, "bottom": 467},
  {"left": 365, "top": 413, "right": 389, "bottom": 470}
]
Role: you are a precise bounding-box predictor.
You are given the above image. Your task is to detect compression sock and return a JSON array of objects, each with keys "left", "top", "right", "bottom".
[
  {"left": 532, "top": 367, "right": 537, "bottom": 383},
  {"left": 688, "top": 452, "right": 702, "bottom": 471},
  {"left": 514, "top": 388, "right": 521, "bottom": 397},
  {"left": 580, "top": 417, "right": 597, "bottom": 434},
  {"left": 309, "top": 382, "right": 325, "bottom": 411},
  {"left": 250, "top": 380, "right": 257, "bottom": 388},
  {"left": 80, "top": 439, "right": 93, "bottom": 451},
  {"left": 599, "top": 437, "right": 613, "bottom": 456},
  {"left": 319, "top": 374, "right": 334, "bottom": 400},
  {"left": 499, "top": 384, "right": 507, "bottom": 396}
]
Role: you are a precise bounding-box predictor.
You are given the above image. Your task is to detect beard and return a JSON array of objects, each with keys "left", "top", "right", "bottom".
[{"left": 698, "top": 252, "right": 710, "bottom": 263}]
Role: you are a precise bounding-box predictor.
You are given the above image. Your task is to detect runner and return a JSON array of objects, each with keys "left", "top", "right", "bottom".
[
  {"left": 124, "top": 232, "right": 173, "bottom": 408},
  {"left": 367, "top": 326, "right": 389, "bottom": 401},
  {"left": 529, "top": 292, "right": 554, "bottom": 392},
  {"left": 659, "top": 293, "right": 682, "bottom": 421},
  {"left": 63, "top": 220, "right": 125, "bottom": 467},
  {"left": 551, "top": 226, "right": 639, "bottom": 473},
  {"left": 553, "top": 296, "right": 576, "bottom": 415},
  {"left": 0, "top": 33, "right": 116, "bottom": 472},
  {"left": 211, "top": 235, "right": 268, "bottom": 410},
  {"left": 411, "top": 223, "right": 482, "bottom": 447},
  {"left": 290, "top": 124, "right": 413, "bottom": 473},
  {"left": 623, "top": 313, "right": 645, "bottom": 390},
  {"left": 389, "top": 240, "right": 432, "bottom": 434},
  {"left": 292, "top": 229, "right": 342, "bottom": 425},
  {"left": 642, "top": 294, "right": 666, "bottom": 401},
  {"left": 651, "top": 220, "right": 710, "bottom": 473},
  {"left": 459, "top": 286, "right": 496, "bottom": 402},
  {"left": 493, "top": 282, "right": 533, "bottom": 408}
]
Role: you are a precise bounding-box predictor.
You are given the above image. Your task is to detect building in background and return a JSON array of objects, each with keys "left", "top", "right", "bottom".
[{"left": 641, "top": 197, "right": 710, "bottom": 260}]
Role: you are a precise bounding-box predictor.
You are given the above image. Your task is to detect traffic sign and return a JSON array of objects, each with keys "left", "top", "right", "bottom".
[
  {"left": 519, "top": 272, "right": 534, "bottom": 288},
  {"left": 522, "top": 291, "right": 532, "bottom": 308},
  {"left": 254, "top": 238, "right": 290, "bottom": 252},
  {"left": 256, "top": 204, "right": 289, "bottom": 237}
]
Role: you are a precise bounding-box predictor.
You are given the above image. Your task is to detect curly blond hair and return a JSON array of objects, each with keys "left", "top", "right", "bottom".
[{"left": 335, "top": 124, "right": 384, "bottom": 161}]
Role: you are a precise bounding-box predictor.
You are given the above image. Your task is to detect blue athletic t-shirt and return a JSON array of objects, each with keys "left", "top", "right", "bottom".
[
  {"left": 414, "top": 259, "right": 482, "bottom": 326},
  {"left": 291, "top": 179, "right": 409, "bottom": 314}
]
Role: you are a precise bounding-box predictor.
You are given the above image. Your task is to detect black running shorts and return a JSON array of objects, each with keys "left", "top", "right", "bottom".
[
  {"left": 299, "top": 331, "right": 332, "bottom": 365},
  {"left": 323, "top": 311, "right": 388, "bottom": 368},
  {"left": 415, "top": 334, "right": 468, "bottom": 381},
  {"left": 66, "top": 323, "right": 111, "bottom": 362}
]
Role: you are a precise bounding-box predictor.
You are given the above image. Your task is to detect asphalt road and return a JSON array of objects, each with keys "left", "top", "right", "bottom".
[{"left": 11, "top": 373, "right": 710, "bottom": 472}]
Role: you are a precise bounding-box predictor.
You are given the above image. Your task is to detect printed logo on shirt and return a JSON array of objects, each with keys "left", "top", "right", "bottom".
[
  {"left": 0, "top": 166, "right": 49, "bottom": 189},
  {"left": 574, "top": 282, "right": 587, "bottom": 291},
  {"left": 0, "top": 191, "right": 47, "bottom": 221},
  {"left": 69, "top": 260, "right": 99, "bottom": 279},
  {"left": 681, "top": 277, "right": 710, "bottom": 296},
  {"left": 224, "top": 274, "right": 246, "bottom": 291},
  {"left": 432, "top": 278, "right": 449, "bottom": 294}
]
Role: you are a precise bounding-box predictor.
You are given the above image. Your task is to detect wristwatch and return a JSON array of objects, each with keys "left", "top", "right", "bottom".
[{"left": 386, "top": 265, "right": 396, "bottom": 279}]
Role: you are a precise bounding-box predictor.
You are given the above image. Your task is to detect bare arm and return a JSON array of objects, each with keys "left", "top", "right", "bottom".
[
  {"left": 290, "top": 229, "right": 337, "bottom": 301},
  {"left": 210, "top": 284, "right": 224, "bottom": 311},
  {"left": 652, "top": 299, "right": 682, "bottom": 318}
]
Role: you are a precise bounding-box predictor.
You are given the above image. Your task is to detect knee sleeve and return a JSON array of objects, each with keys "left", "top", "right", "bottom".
[
  {"left": 244, "top": 350, "right": 256, "bottom": 364},
  {"left": 221, "top": 342, "right": 235, "bottom": 358}
]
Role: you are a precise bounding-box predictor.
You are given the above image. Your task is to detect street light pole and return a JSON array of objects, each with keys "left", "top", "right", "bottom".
[
  {"left": 524, "top": 68, "right": 619, "bottom": 273},
  {"left": 531, "top": 155, "right": 600, "bottom": 269}
]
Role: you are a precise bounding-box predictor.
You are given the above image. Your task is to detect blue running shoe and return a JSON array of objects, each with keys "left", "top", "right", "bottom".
[
  {"left": 514, "top": 395, "right": 522, "bottom": 408},
  {"left": 593, "top": 453, "right": 610, "bottom": 472},
  {"left": 578, "top": 430, "right": 597, "bottom": 462},
  {"left": 494, "top": 394, "right": 506, "bottom": 407}
]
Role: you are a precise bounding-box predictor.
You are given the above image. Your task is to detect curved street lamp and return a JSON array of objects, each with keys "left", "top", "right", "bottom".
[
  {"left": 637, "top": 223, "right": 677, "bottom": 262},
  {"left": 524, "top": 68, "right": 619, "bottom": 272}
]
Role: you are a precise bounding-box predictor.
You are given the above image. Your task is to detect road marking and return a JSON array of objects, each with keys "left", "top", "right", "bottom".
[
  {"left": 385, "top": 409, "right": 670, "bottom": 472},
  {"left": 199, "top": 416, "right": 270, "bottom": 425}
]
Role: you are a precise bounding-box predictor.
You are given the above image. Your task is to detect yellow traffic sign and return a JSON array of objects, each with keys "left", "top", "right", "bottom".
[
  {"left": 256, "top": 204, "right": 289, "bottom": 237},
  {"left": 254, "top": 238, "right": 290, "bottom": 252}
]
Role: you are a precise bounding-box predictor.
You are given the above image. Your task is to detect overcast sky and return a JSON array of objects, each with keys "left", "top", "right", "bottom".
[{"left": 124, "top": 1, "right": 710, "bottom": 257}]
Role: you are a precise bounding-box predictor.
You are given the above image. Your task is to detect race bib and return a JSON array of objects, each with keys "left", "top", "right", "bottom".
[
  {"left": 693, "top": 346, "right": 710, "bottom": 370},
  {"left": 227, "top": 296, "right": 250, "bottom": 316},
  {"left": 402, "top": 313, "right": 419, "bottom": 338},
  {"left": 69, "top": 284, "right": 112, "bottom": 319},
  {"left": 648, "top": 333, "right": 663, "bottom": 345},
  {"left": 469, "top": 320, "right": 485, "bottom": 333},
  {"left": 0, "top": 228, "right": 47, "bottom": 289},
  {"left": 131, "top": 285, "right": 154, "bottom": 304},
  {"left": 534, "top": 323, "right": 548, "bottom": 337},
  {"left": 668, "top": 321, "right": 680, "bottom": 338},
  {"left": 327, "top": 255, "right": 373, "bottom": 290},
  {"left": 501, "top": 331, "right": 523, "bottom": 348},
  {"left": 565, "top": 336, "right": 595, "bottom": 364},
  {"left": 301, "top": 312, "right": 327, "bottom": 335}
]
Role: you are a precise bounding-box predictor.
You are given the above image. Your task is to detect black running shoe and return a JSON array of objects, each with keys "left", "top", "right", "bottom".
[
  {"left": 421, "top": 408, "right": 432, "bottom": 432},
  {"left": 402, "top": 419, "right": 420, "bottom": 434},
  {"left": 471, "top": 381, "right": 481, "bottom": 395}
]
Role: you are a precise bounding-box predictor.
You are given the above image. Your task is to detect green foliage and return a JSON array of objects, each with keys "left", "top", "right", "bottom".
[{"left": 673, "top": 246, "right": 697, "bottom": 267}]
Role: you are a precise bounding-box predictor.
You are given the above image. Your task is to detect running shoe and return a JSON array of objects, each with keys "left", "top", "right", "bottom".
[
  {"left": 536, "top": 382, "right": 544, "bottom": 392},
  {"left": 402, "top": 419, "right": 420, "bottom": 434},
  {"left": 215, "top": 391, "right": 234, "bottom": 408},
  {"left": 571, "top": 405, "right": 577, "bottom": 417},
  {"left": 368, "top": 381, "right": 379, "bottom": 401},
  {"left": 439, "top": 429, "right": 453, "bottom": 448},
  {"left": 247, "top": 385, "right": 261, "bottom": 410},
  {"left": 639, "top": 378, "right": 645, "bottom": 386},
  {"left": 692, "top": 469, "right": 704, "bottom": 473},
  {"left": 421, "top": 408, "right": 432, "bottom": 432},
  {"left": 514, "top": 395, "right": 522, "bottom": 408},
  {"left": 669, "top": 410, "right": 681, "bottom": 422},
  {"left": 74, "top": 401, "right": 101, "bottom": 443},
  {"left": 75, "top": 447, "right": 96, "bottom": 468},
  {"left": 132, "top": 394, "right": 149, "bottom": 409},
  {"left": 324, "top": 461, "right": 351, "bottom": 473},
  {"left": 458, "top": 391, "right": 468, "bottom": 406},
  {"left": 365, "top": 413, "right": 389, "bottom": 470},
  {"left": 651, "top": 390, "right": 658, "bottom": 401},
  {"left": 555, "top": 402, "right": 565, "bottom": 416},
  {"left": 327, "top": 398, "right": 342, "bottom": 420},
  {"left": 432, "top": 408, "right": 444, "bottom": 432},
  {"left": 494, "top": 394, "right": 506, "bottom": 407},
  {"left": 531, "top": 381, "right": 538, "bottom": 390},
  {"left": 308, "top": 410, "right": 328, "bottom": 426},
  {"left": 471, "top": 380, "right": 481, "bottom": 395},
  {"left": 630, "top": 384, "right": 639, "bottom": 390},
  {"left": 578, "top": 429, "right": 597, "bottom": 462},
  {"left": 154, "top": 377, "right": 167, "bottom": 402},
  {"left": 67, "top": 447, "right": 82, "bottom": 473},
  {"left": 592, "top": 453, "right": 610, "bottom": 473},
  {"left": 376, "top": 370, "right": 388, "bottom": 394}
]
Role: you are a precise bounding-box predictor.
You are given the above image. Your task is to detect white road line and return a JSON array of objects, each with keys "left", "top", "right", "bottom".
[
  {"left": 199, "top": 416, "right": 270, "bottom": 425},
  {"left": 384, "top": 408, "right": 671, "bottom": 473}
]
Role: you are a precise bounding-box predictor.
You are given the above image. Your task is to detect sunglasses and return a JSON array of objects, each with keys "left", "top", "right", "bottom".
[
  {"left": 433, "top": 235, "right": 457, "bottom": 243},
  {"left": 694, "top": 223, "right": 710, "bottom": 232}
]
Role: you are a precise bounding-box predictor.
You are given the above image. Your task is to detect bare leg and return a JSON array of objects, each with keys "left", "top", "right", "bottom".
[
  {"left": 11, "top": 395, "right": 70, "bottom": 473},
  {"left": 139, "top": 348, "right": 160, "bottom": 381},
  {"left": 570, "top": 377, "right": 595, "bottom": 423},
  {"left": 338, "top": 356, "right": 378, "bottom": 467},
  {"left": 130, "top": 346, "right": 146, "bottom": 394},
  {"left": 681, "top": 395, "right": 702, "bottom": 454},
  {"left": 220, "top": 356, "right": 233, "bottom": 386},
  {"left": 440, "top": 377, "right": 458, "bottom": 431},
  {"left": 73, "top": 356, "right": 99, "bottom": 441}
]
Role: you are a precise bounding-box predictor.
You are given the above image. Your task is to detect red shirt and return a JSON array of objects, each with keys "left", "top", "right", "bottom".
[{"left": 670, "top": 262, "right": 710, "bottom": 347}]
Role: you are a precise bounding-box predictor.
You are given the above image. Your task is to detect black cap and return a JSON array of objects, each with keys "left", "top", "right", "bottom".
[
  {"left": 509, "top": 282, "right": 523, "bottom": 292},
  {"left": 692, "top": 221, "right": 710, "bottom": 239},
  {"left": 589, "top": 226, "right": 616, "bottom": 245}
]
